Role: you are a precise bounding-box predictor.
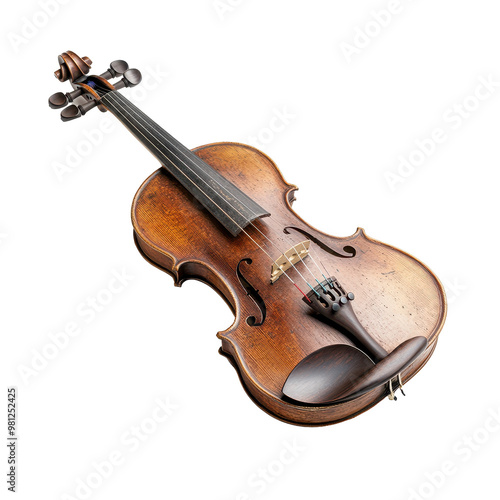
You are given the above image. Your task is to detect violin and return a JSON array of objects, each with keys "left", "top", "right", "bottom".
[{"left": 49, "top": 51, "right": 447, "bottom": 426}]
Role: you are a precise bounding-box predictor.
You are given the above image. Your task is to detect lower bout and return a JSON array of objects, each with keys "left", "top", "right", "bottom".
[
  {"left": 133, "top": 231, "right": 441, "bottom": 426},
  {"left": 220, "top": 338, "right": 439, "bottom": 426}
]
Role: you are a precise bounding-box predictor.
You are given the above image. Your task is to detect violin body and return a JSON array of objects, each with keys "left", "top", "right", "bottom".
[
  {"left": 49, "top": 51, "right": 447, "bottom": 426},
  {"left": 132, "top": 142, "right": 447, "bottom": 426}
]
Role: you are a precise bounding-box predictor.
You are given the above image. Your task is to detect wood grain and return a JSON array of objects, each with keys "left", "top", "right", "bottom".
[{"left": 132, "top": 142, "right": 447, "bottom": 426}]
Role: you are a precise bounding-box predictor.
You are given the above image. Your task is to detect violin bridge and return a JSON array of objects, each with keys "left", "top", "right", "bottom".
[{"left": 271, "top": 240, "right": 311, "bottom": 283}]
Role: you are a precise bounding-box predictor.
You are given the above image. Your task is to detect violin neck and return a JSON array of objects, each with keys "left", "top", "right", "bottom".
[{"left": 100, "top": 91, "right": 270, "bottom": 236}]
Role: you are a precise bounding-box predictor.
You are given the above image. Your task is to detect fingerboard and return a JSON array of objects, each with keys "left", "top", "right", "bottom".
[{"left": 101, "top": 91, "right": 270, "bottom": 236}]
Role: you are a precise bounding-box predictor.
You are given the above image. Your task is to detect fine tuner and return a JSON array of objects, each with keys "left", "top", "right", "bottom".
[{"left": 48, "top": 51, "right": 142, "bottom": 122}]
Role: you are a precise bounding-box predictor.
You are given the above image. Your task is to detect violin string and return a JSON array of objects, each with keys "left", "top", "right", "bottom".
[
  {"left": 104, "top": 90, "right": 323, "bottom": 297},
  {"left": 297, "top": 239, "right": 334, "bottom": 286},
  {"left": 106, "top": 94, "right": 296, "bottom": 260},
  {"left": 101, "top": 90, "right": 315, "bottom": 301},
  {"left": 321, "top": 262, "right": 335, "bottom": 287},
  {"left": 95, "top": 85, "right": 327, "bottom": 290},
  {"left": 100, "top": 87, "right": 330, "bottom": 295},
  {"left": 297, "top": 242, "right": 329, "bottom": 293}
]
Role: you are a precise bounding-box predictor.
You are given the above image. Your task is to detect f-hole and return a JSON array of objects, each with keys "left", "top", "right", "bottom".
[
  {"left": 236, "top": 258, "right": 267, "bottom": 327},
  {"left": 283, "top": 227, "right": 356, "bottom": 259}
]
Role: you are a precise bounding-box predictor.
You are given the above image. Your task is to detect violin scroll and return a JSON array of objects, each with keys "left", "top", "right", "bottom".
[
  {"left": 48, "top": 50, "right": 142, "bottom": 122},
  {"left": 54, "top": 51, "right": 92, "bottom": 82}
]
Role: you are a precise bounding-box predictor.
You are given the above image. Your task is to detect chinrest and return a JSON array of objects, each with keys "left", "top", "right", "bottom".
[{"left": 282, "top": 336, "right": 428, "bottom": 405}]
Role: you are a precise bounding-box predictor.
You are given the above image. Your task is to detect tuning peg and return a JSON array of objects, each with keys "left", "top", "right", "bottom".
[
  {"left": 60, "top": 100, "right": 98, "bottom": 122},
  {"left": 48, "top": 88, "right": 85, "bottom": 109},
  {"left": 67, "top": 88, "right": 84, "bottom": 102},
  {"left": 114, "top": 69, "right": 142, "bottom": 90},
  {"left": 100, "top": 60, "right": 129, "bottom": 80},
  {"left": 61, "top": 104, "right": 81, "bottom": 121},
  {"left": 79, "top": 100, "right": 99, "bottom": 115},
  {"left": 49, "top": 92, "right": 68, "bottom": 109}
]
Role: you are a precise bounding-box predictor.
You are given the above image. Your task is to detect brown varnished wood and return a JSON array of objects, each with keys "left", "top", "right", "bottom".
[
  {"left": 54, "top": 51, "right": 92, "bottom": 82},
  {"left": 49, "top": 51, "right": 446, "bottom": 424},
  {"left": 131, "top": 142, "right": 447, "bottom": 426},
  {"left": 282, "top": 336, "right": 427, "bottom": 405}
]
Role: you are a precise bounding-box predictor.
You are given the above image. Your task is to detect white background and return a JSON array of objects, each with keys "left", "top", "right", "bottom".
[{"left": 1, "top": 1, "right": 499, "bottom": 499}]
